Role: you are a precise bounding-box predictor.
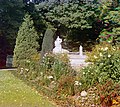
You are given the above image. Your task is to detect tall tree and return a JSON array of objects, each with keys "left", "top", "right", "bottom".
[
  {"left": 0, "top": 0, "right": 25, "bottom": 51},
  {"left": 13, "top": 13, "right": 39, "bottom": 67}
]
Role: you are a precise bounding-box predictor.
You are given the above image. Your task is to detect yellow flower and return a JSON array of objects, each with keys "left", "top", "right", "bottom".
[{"left": 112, "top": 99, "right": 119, "bottom": 105}]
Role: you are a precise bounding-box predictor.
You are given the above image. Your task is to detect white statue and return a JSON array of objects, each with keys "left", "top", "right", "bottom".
[
  {"left": 53, "top": 36, "right": 62, "bottom": 53},
  {"left": 53, "top": 36, "right": 69, "bottom": 54}
]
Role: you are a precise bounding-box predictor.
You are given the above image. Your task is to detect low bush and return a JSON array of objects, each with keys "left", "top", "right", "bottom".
[
  {"left": 84, "top": 43, "right": 120, "bottom": 84},
  {"left": 80, "top": 43, "right": 120, "bottom": 106}
]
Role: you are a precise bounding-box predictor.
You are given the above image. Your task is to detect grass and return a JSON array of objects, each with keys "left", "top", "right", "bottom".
[{"left": 0, "top": 70, "right": 56, "bottom": 107}]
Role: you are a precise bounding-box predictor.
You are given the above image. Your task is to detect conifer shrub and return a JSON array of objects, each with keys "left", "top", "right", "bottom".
[
  {"left": 13, "top": 13, "right": 39, "bottom": 67},
  {"left": 40, "top": 28, "right": 56, "bottom": 61}
]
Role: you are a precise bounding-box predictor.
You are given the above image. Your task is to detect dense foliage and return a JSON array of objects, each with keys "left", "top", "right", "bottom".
[
  {"left": 35, "top": 2, "right": 99, "bottom": 50},
  {"left": 14, "top": 53, "right": 79, "bottom": 105},
  {"left": 0, "top": 0, "right": 25, "bottom": 50},
  {"left": 80, "top": 42, "right": 120, "bottom": 106},
  {"left": 98, "top": 1, "right": 120, "bottom": 45},
  {"left": 83, "top": 43, "right": 120, "bottom": 88},
  {"left": 13, "top": 14, "right": 39, "bottom": 67}
]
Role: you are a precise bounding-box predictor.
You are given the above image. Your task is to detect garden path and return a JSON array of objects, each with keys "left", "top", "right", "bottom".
[{"left": 68, "top": 54, "right": 88, "bottom": 67}]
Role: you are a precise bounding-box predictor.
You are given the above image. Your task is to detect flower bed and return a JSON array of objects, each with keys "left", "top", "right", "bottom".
[{"left": 13, "top": 44, "right": 120, "bottom": 106}]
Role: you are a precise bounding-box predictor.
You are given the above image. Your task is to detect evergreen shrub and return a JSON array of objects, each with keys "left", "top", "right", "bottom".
[
  {"left": 40, "top": 28, "right": 56, "bottom": 61},
  {"left": 13, "top": 13, "right": 39, "bottom": 67}
]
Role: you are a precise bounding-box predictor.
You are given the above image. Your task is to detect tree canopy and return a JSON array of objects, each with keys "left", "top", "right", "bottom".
[{"left": 0, "top": 0, "right": 25, "bottom": 50}]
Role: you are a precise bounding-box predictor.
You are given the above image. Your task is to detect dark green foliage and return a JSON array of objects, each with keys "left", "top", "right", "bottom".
[
  {"left": 98, "top": 1, "right": 120, "bottom": 44},
  {"left": 40, "top": 28, "right": 56, "bottom": 60},
  {"left": 17, "top": 2, "right": 47, "bottom": 52},
  {"left": 41, "top": 53, "right": 73, "bottom": 81},
  {"left": 13, "top": 13, "right": 39, "bottom": 67},
  {"left": 35, "top": 2, "right": 99, "bottom": 50},
  {"left": 0, "top": 0, "right": 25, "bottom": 50},
  {"left": 36, "top": 3, "right": 98, "bottom": 30}
]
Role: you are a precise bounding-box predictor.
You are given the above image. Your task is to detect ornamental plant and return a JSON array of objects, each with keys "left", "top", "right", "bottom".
[
  {"left": 82, "top": 43, "right": 120, "bottom": 89},
  {"left": 81, "top": 43, "right": 120, "bottom": 106},
  {"left": 13, "top": 13, "right": 39, "bottom": 67},
  {"left": 86, "top": 42, "right": 114, "bottom": 63},
  {"left": 96, "top": 79, "right": 120, "bottom": 107},
  {"left": 41, "top": 53, "right": 74, "bottom": 82},
  {"left": 16, "top": 53, "right": 77, "bottom": 98},
  {"left": 40, "top": 27, "right": 56, "bottom": 61}
]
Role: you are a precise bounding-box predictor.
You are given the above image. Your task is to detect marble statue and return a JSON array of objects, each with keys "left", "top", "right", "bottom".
[
  {"left": 53, "top": 36, "right": 69, "bottom": 53},
  {"left": 53, "top": 36, "right": 62, "bottom": 53}
]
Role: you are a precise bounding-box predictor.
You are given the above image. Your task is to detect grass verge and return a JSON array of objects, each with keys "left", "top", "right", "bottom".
[{"left": 0, "top": 70, "right": 56, "bottom": 107}]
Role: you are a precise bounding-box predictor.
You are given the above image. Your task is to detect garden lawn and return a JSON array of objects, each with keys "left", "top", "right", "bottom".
[{"left": 0, "top": 70, "right": 56, "bottom": 107}]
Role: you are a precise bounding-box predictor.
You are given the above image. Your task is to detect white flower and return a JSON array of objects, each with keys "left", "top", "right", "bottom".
[
  {"left": 75, "top": 81, "right": 82, "bottom": 86},
  {"left": 94, "top": 55, "right": 98, "bottom": 59},
  {"left": 108, "top": 54, "right": 111, "bottom": 58},
  {"left": 112, "top": 48, "right": 116, "bottom": 51},
  {"left": 81, "top": 91, "right": 87, "bottom": 97},
  {"left": 79, "top": 82, "right": 82, "bottom": 86},
  {"left": 91, "top": 104, "right": 95, "bottom": 107},
  {"left": 101, "top": 48, "right": 104, "bottom": 50},
  {"left": 47, "top": 76, "right": 53, "bottom": 79},
  {"left": 40, "top": 72, "right": 43, "bottom": 75},
  {"left": 104, "top": 47, "right": 108, "bottom": 51},
  {"left": 83, "top": 72, "right": 85, "bottom": 75},
  {"left": 100, "top": 53, "right": 103, "bottom": 57},
  {"left": 44, "top": 53, "right": 48, "bottom": 56},
  {"left": 75, "top": 81, "right": 79, "bottom": 85},
  {"left": 21, "top": 68, "right": 23, "bottom": 70},
  {"left": 26, "top": 60, "right": 30, "bottom": 63},
  {"left": 51, "top": 81, "right": 55, "bottom": 84},
  {"left": 20, "top": 70, "right": 23, "bottom": 74},
  {"left": 101, "top": 63, "right": 103, "bottom": 65},
  {"left": 25, "top": 68, "right": 29, "bottom": 71}
]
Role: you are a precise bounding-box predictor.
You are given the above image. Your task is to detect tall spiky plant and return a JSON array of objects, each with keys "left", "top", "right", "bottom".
[{"left": 40, "top": 27, "right": 56, "bottom": 61}]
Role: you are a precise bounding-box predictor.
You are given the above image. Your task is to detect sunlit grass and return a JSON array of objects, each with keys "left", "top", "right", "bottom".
[{"left": 0, "top": 70, "right": 56, "bottom": 107}]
